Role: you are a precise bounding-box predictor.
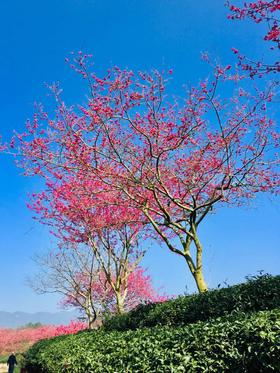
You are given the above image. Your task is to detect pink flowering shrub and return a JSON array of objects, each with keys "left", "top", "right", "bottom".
[{"left": 0, "top": 321, "right": 86, "bottom": 355}]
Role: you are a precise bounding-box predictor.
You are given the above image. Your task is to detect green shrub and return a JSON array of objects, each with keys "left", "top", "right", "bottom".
[
  {"left": 0, "top": 355, "right": 6, "bottom": 363},
  {"left": 24, "top": 309, "right": 280, "bottom": 372},
  {"left": 103, "top": 274, "right": 280, "bottom": 331}
]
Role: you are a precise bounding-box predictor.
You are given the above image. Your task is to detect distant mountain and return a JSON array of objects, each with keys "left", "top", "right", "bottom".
[{"left": 0, "top": 310, "right": 78, "bottom": 328}]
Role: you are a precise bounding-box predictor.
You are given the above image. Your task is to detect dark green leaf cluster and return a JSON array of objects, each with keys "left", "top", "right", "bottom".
[
  {"left": 103, "top": 274, "right": 280, "bottom": 331},
  {"left": 24, "top": 309, "right": 280, "bottom": 372}
]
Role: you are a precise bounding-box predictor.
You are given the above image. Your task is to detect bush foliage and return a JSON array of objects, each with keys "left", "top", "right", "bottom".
[
  {"left": 103, "top": 274, "right": 280, "bottom": 331},
  {"left": 24, "top": 275, "right": 280, "bottom": 372},
  {"left": 25, "top": 309, "right": 280, "bottom": 372}
]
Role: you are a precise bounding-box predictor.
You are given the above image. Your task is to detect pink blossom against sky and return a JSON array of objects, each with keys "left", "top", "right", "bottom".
[{"left": 0, "top": 0, "right": 279, "bottom": 312}]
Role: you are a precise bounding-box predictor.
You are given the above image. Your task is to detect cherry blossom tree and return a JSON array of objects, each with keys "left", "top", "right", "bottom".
[
  {"left": 64, "top": 266, "right": 167, "bottom": 315},
  {"left": 27, "top": 170, "right": 147, "bottom": 315},
  {"left": 14, "top": 54, "right": 279, "bottom": 293},
  {"left": 30, "top": 245, "right": 165, "bottom": 328},
  {"left": 227, "top": 1, "right": 280, "bottom": 77}
]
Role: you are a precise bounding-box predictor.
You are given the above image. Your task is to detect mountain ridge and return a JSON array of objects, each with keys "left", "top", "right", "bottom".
[{"left": 0, "top": 310, "right": 78, "bottom": 328}]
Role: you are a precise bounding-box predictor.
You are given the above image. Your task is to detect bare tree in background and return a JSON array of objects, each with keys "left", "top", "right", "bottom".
[
  {"left": 28, "top": 229, "right": 163, "bottom": 328},
  {"left": 29, "top": 246, "right": 105, "bottom": 329}
]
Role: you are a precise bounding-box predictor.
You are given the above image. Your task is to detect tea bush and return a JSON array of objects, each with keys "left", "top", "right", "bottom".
[
  {"left": 103, "top": 274, "right": 280, "bottom": 331},
  {"left": 24, "top": 309, "right": 280, "bottom": 373}
]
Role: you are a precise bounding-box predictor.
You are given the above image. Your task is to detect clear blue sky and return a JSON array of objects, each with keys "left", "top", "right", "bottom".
[{"left": 0, "top": 0, "right": 279, "bottom": 313}]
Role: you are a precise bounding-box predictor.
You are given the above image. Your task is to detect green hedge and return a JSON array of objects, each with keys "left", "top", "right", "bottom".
[
  {"left": 103, "top": 274, "right": 280, "bottom": 331},
  {"left": 24, "top": 309, "right": 280, "bottom": 372}
]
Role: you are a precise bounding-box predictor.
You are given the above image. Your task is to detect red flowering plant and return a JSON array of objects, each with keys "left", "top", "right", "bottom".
[
  {"left": 31, "top": 242, "right": 166, "bottom": 328},
  {"left": 227, "top": 1, "right": 280, "bottom": 77},
  {"left": 29, "top": 178, "right": 149, "bottom": 316},
  {"left": 0, "top": 321, "right": 86, "bottom": 355},
  {"left": 63, "top": 267, "right": 168, "bottom": 316},
  {"left": 13, "top": 53, "right": 279, "bottom": 293}
]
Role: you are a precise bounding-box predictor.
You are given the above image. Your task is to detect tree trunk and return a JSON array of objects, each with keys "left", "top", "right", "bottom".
[
  {"left": 193, "top": 269, "right": 208, "bottom": 293},
  {"left": 86, "top": 309, "right": 97, "bottom": 329},
  {"left": 191, "top": 228, "right": 208, "bottom": 293},
  {"left": 184, "top": 253, "right": 208, "bottom": 293},
  {"left": 88, "top": 316, "right": 95, "bottom": 329},
  {"left": 115, "top": 292, "right": 125, "bottom": 314}
]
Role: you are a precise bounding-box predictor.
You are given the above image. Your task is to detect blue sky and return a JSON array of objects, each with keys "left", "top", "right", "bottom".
[{"left": 0, "top": 0, "right": 279, "bottom": 313}]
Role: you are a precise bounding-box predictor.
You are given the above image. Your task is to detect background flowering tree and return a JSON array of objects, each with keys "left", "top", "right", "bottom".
[
  {"left": 14, "top": 54, "right": 279, "bottom": 293},
  {"left": 27, "top": 170, "right": 149, "bottom": 315},
  {"left": 64, "top": 266, "right": 167, "bottom": 315},
  {"left": 31, "top": 246, "right": 166, "bottom": 328},
  {"left": 227, "top": 1, "right": 280, "bottom": 77}
]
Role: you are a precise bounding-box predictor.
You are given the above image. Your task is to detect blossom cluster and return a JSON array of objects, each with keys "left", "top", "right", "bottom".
[
  {"left": 0, "top": 321, "right": 86, "bottom": 355},
  {"left": 227, "top": 1, "right": 279, "bottom": 76}
]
